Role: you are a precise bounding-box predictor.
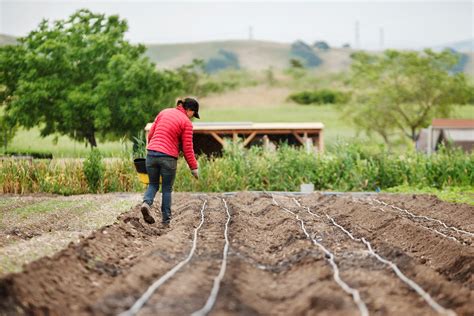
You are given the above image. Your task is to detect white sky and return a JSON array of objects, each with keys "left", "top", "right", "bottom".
[{"left": 1, "top": 0, "right": 473, "bottom": 50}]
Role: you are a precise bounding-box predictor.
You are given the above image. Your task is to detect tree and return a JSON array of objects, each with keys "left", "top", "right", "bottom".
[
  {"left": 289, "top": 58, "right": 304, "bottom": 69},
  {"left": 346, "top": 49, "right": 471, "bottom": 144},
  {"left": 0, "top": 9, "right": 183, "bottom": 147},
  {"left": 0, "top": 44, "right": 25, "bottom": 149},
  {"left": 205, "top": 49, "right": 240, "bottom": 73},
  {"left": 314, "top": 41, "right": 330, "bottom": 50},
  {"left": 290, "top": 40, "right": 322, "bottom": 68},
  {"left": 0, "top": 113, "right": 17, "bottom": 152}
]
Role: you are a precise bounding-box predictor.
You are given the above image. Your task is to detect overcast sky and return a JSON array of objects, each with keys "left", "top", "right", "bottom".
[{"left": 1, "top": 0, "right": 472, "bottom": 50}]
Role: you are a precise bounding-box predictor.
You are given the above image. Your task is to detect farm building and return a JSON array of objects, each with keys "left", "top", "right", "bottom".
[
  {"left": 145, "top": 122, "right": 324, "bottom": 155},
  {"left": 417, "top": 119, "right": 474, "bottom": 153}
]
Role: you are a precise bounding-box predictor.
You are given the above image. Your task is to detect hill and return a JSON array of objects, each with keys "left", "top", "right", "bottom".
[
  {"left": 145, "top": 40, "right": 473, "bottom": 75},
  {"left": 1, "top": 34, "right": 471, "bottom": 75},
  {"left": 0, "top": 34, "right": 17, "bottom": 46},
  {"left": 145, "top": 40, "right": 353, "bottom": 72},
  {"left": 434, "top": 38, "right": 473, "bottom": 53}
]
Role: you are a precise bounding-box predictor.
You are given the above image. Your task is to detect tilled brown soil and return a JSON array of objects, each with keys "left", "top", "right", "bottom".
[{"left": 0, "top": 192, "right": 472, "bottom": 316}]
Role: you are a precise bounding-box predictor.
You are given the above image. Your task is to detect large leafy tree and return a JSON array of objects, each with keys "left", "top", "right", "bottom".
[
  {"left": 0, "top": 45, "right": 24, "bottom": 150},
  {"left": 0, "top": 9, "right": 182, "bottom": 147},
  {"left": 347, "top": 49, "right": 471, "bottom": 144}
]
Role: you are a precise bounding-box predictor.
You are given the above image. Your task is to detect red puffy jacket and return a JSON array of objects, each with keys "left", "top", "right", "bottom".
[{"left": 147, "top": 106, "right": 198, "bottom": 170}]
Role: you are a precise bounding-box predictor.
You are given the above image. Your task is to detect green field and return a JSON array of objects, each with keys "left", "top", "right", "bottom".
[
  {"left": 6, "top": 101, "right": 473, "bottom": 158},
  {"left": 7, "top": 103, "right": 359, "bottom": 157},
  {"left": 8, "top": 128, "right": 131, "bottom": 158}
]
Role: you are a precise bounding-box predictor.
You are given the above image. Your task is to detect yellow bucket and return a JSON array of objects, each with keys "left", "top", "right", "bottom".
[
  {"left": 137, "top": 172, "right": 149, "bottom": 185},
  {"left": 133, "top": 158, "right": 149, "bottom": 185}
]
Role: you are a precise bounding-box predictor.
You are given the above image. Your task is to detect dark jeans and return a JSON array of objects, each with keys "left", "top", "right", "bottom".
[{"left": 143, "top": 152, "right": 177, "bottom": 223}]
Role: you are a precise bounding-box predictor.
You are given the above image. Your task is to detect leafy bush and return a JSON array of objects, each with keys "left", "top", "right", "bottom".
[
  {"left": 83, "top": 149, "right": 105, "bottom": 193},
  {"left": 132, "top": 132, "right": 147, "bottom": 159},
  {"left": 4, "top": 151, "right": 53, "bottom": 159},
  {"left": 288, "top": 89, "right": 350, "bottom": 105}
]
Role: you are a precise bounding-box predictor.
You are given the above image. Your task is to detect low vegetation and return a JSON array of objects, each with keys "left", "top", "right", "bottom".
[
  {"left": 288, "top": 89, "right": 350, "bottom": 105},
  {"left": 2, "top": 144, "right": 472, "bottom": 197}
]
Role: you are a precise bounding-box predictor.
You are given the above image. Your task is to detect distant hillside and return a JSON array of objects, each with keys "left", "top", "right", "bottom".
[
  {"left": 145, "top": 40, "right": 353, "bottom": 72},
  {"left": 434, "top": 39, "right": 473, "bottom": 53},
  {"left": 1, "top": 34, "right": 471, "bottom": 75},
  {"left": 146, "top": 40, "right": 474, "bottom": 76},
  {"left": 0, "top": 34, "right": 17, "bottom": 46}
]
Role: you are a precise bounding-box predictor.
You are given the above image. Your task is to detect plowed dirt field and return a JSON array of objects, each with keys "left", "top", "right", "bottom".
[{"left": 0, "top": 193, "right": 472, "bottom": 315}]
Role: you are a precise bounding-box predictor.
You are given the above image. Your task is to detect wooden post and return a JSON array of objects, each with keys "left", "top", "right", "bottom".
[
  {"left": 292, "top": 132, "right": 305, "bottom": 145},
  {"left": 210, "top": 132, "right": 226, "bottom": 147},
  {"left": 263, "top": 135, "right": 269, "bottom": 149},
  {"left": 243, "top": 132, "right": 257, "bottom": 147},
  {"left": 303, "top": 132, "right": 312, "bottom": 153},
  {"left": 317, "top": 130, "right": 324, "bottom": 153}
]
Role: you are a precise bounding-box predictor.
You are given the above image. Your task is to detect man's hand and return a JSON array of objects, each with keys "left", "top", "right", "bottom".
[{"left": 191, "top": 169, "right": 199, "bottom": 179}]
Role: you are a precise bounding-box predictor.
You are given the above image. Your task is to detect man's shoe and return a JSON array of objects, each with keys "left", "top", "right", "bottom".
[
  {"left": 162, "top": 218, "right": 170, "bottom": 227},
  {"left": 141, "top": 203, "right": 155, "bottom": 224}
]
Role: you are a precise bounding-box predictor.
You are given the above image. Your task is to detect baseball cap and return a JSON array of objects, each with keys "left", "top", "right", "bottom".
[{"left": 183, "top": 98, "right": 200, "bottom": 119}]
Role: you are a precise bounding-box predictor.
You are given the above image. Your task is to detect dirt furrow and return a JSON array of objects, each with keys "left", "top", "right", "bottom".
[
  {"left": 300, "top": 194, "right": 474, "bottom": 315},
  {"left": 0, "top": 192, "right": 472, "bottom": 316},
  {"left": 128, "top": 196, "right": 227, "bottom": 316},
  {"left": 376, "top": 194, "right": 474, "bottom": 233},
  {"left": 0, "top": 195, "right": 204, "bottom": 315},
  {"left": 364, "top": 198, "right": 473, "bottom": 244},
  {"left": 274, "top": 194, "right": 452, "bottom": 315},
  {"left": 210, "top": 193, "right": 361, "bottom": 315}
]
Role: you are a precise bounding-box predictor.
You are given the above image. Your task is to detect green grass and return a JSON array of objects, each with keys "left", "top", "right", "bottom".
[
  {"left": 13, "top": 200, "right": 91, "bottom": 219},
  {"left": 201, "top": 104, "right": 356, "bottom": 144},
  {"left": 8, "top": 127, "right": 132, "bottom": 158},
  {"left": 385, "top": 185, "right": 474, "bottom": 205}
]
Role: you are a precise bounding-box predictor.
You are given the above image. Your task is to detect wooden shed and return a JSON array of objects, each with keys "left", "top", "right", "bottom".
[
  {"left": 145, "top": 122, "right": 324, "bottom": 155},
  {"left": 417, "top": 119, "right": 474, "bottom": 153}
]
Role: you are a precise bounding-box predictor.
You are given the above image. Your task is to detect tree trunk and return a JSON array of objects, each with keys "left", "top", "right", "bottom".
[
  {"left": 3, "top": 132, "right": 7, "bottom": 152},
  {"left": 411, "top": 126, "right": 417, "bottom": 142},
  {"left": 87, "top": 133, "right": 97, "bottom": 148}
]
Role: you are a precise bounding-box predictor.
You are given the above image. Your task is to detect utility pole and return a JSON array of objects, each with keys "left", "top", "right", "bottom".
[
  {"left": 379, "top": 27, "right": 384, "bottom": 50},
  {"left": 355, "top": 20, "right": 360, "bottom": 49}
]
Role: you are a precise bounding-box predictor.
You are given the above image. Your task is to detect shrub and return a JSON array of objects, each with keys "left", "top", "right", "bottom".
[
  {"left": 4, "top": 151, "right": 53, "bottom": 159},
  {"left": 288, "top": 89, "right": 350, "bottom": 105},
  {"left": 83, "top": 149, "right": 105, "bottom": 193}
]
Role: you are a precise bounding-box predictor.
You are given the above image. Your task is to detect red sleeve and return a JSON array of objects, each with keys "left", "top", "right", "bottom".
[
  {"left": 147, "top": 115, "right": 159, "bottom": 144},
  {"left": 181, "top": 120, "right": 198, "bottom": 170}
]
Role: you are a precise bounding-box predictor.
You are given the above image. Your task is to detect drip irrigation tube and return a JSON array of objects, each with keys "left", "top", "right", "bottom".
[
  {"left": 362, "top": 200, "right": 462, "bottom": 244},
  {"left": 119, "top": 199, "right": 208, "bottom": 316},
  {"left": 371, "top": 198, "right": 474, "bottom": 238},
  {"left": 191, "top": 198, "right": 231, "bottom": 316},
  {"left": 297, "top": 198, "right": 456, "bottom": 316},
  {"left": 271, "top": 194, "right": 369, "bottom": 316}
]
